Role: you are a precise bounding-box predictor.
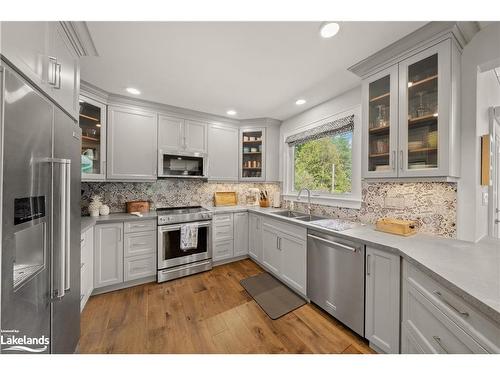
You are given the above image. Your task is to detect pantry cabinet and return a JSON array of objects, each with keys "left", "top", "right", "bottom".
[
  {"left": 107, "top": 105, "right": 157, "bottom": 180},
  {"left": 360, "top": 38, "right": 460, "bottom": 179}
]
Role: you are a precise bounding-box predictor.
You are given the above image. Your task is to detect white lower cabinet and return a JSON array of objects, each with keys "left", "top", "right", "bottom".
[
  {"left": 80, "top": 227, "right": 94, "bottom": 311},
  {"left": 261, "top": 218, "right": 307, "bottom": 295},
  {"left": 213, "top": 212, "right": 249, "bottom": 262},
  {"left": 364, "top": 246, "right": 401, "bottom": 353},
  {"left": 233, "top": 212, "right": 249, "bottom": 256},
  {"left": 248, "top": 213, "right": 263, "bottom": 262},
  {"left": 262, "top": 224, "right": 281, "bottom": 274},
  {"left": 402, "top": 260, "right": 500, "bottom": 353},
  {"left": 94, "top": 223, "right": 124, "bottom": 288},
  {"left": 93, "top": 220, "right": 157, "bottom": 292}
]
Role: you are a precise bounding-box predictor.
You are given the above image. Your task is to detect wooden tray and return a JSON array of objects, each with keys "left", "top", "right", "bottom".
[
  {"left": 214, "top": 192, "right": 237, "bottom": 206},
  {"left": 126, "top": 201, "right": 150, "bottom": 213},
  {"left": 375, "top": 218, "right": 417, "bottom": 236}
]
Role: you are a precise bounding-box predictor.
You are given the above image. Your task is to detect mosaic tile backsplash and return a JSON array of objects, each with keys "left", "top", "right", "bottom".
[
  {"left": 82, "top": 180, "right": 457, "bottom": 238},
  {"left": 81, "top": 180, "right": 281, "bottom": 214},
  {"left": 285, "top": 182, "right": 457, "bottom": 238}
]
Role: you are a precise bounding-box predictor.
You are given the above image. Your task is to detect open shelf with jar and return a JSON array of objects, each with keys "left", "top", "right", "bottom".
[
  {"left": 79, "top": 95, "right": 107, "bottom": 181},
  {"left": 240, "top": 128, "right": 265, "bottom": 181}
]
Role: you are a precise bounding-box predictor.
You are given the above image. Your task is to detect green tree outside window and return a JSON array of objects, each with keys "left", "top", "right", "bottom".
[{"left": 294, "top": 132, "right": 352, "bottom": 194}]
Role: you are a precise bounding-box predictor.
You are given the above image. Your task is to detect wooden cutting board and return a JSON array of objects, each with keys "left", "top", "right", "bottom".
[
  {"left": 375, "top": 218, "right": 417, "bottom": 236},
  {"left": 214, "top": 192, "right": 237, "bottom": 206}
]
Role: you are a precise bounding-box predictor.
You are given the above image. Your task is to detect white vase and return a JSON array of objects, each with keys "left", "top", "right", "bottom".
[
  {"left": 89, "top": 209, "right": 99, "bottom": 217},
  {"left": 99, "top": 205, "right": 110, "bottom": 216},
  {"left": 88, "top": 195, "right": 102, "bottom": 213}
]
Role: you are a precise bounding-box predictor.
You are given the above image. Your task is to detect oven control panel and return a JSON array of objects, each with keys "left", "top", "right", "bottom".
[{"left": 157, "top": 211, "right": 212, "bottom": 225}]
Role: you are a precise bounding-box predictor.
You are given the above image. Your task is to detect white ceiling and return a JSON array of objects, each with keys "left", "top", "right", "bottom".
[{"left": 81, "top": 22, "right": 426, "bottom": 121}]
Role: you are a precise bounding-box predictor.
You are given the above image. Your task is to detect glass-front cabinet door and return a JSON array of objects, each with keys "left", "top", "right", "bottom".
[
  {"left": 362, "top": 65, "right": 399, "bottom": 178},
  {"left": 240, "top": 128, "right": 265, "bottom": 181},
  {"left": 79, "top": 95, "right": 107, "bottom": 181},
  {"left": 398, "top": 40, "right": 451, "bottom": 177}
]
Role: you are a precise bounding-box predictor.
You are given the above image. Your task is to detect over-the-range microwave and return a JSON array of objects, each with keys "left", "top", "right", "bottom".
[{"left": 158, "top": 150, "right": 208, "bottom": 178}]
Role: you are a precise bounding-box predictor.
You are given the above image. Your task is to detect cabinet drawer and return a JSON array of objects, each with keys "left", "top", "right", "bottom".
[
  {"left": 403, "top": 282, "right": 486, "bottom": 353},
  {"left": 213, "top": 239, "right": 234, "bottom": 261},
  {"left": 124, "top": 253, "right": 156, "bottom": 282},
  {"left": 124, "top": 220, "right": 156, "bottom": 233},
  {"left": 404, "top": 261, "right": 500, "bottom": 353},
  {"left": 124, "top": 231, "right": 156, "bottom": 257},
  {"left": 214, "top": 213, "right": 233, "bottom": 225}
]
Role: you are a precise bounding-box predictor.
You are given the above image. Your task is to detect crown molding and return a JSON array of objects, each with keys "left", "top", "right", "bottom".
[
  {"left": 348, "top": 21, "right": 480, "bottom": 78},
  {"left": 60, "top": 21, "right": 98, "bottom": 57}
]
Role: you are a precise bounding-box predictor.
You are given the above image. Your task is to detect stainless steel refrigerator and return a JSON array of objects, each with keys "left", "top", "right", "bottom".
[{"left": 0, "top": 64, "right": 81, "bottom": 354}]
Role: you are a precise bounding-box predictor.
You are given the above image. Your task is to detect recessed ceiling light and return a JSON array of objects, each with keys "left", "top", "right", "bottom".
[
  {"left": 319, "top": 22, "right": 340, "bottom": 38},
  {"left": 226, "top": 110, "right": 237, "bottom": 116},
  {"left": 126, "top": 87, "right": 141, "bottom": 95},
  {"left": 295, "top": 99, "right": 306, "bottom": 105}
]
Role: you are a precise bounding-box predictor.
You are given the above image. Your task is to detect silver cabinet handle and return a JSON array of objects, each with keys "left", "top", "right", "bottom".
[
  {"left": 400, "top": 150, "right": 404, "bottom": 171},
  {"left": 55, "top": 62, "right": 62, "bottom": 89},
  {"left": 48, "top": 56, "right": 58, "bottom": 86},
  {"left": 307, "top": 234, "right": 357, "bottom": 252},
  {"left": 391, "top": 150, "right": 396, "bottom": 170},
  {"left": 432, "top": 336, "right": 449, "bottom": 353},
  {"left": 433, "top": 290, "right": 469, "bottom": 317},
  {"left": 366, "top": 254, "right": 371, "bottom": 275},
  {"left": 132, "top": 242, "right": 148, "bottom": 246},
  {"left": 277, "top": 237, "right": 281, "bottom": 250}
]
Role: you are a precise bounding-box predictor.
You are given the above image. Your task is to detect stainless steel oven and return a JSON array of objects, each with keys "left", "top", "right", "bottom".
[{"left": 157, "top": 206, "right": 212, "bottom": 282}]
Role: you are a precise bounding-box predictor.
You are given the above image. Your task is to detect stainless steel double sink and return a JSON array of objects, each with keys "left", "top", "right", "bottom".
[{"left": 271, "top": 210, "right": 324, "bottom": 222}]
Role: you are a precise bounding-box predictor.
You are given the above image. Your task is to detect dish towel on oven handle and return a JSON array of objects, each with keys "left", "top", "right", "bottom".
[{"left": 180, "top": 223, "right": 198, "bottom": 251}]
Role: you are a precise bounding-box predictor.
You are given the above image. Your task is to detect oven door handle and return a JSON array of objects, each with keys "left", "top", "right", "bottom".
[{"left": 158, "top": 221, "right": 212, "bottom": 232}]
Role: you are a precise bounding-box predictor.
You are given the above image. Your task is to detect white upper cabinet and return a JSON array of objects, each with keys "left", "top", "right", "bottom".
[
  {"left": 240, "top": 127, "right": 266, "bottom": 182},
  {"left": 158, "top": 115, "right": 183, "bottom": 151},
  {"left": 107, "top": 105, "right": 157, "bottom": 180},
  {"left": 0, "top": 22, "right": 48, "bottom": 89},
  {"left": 362, "top": 65, "right": 399, "bottom": 178},
  {"left": 80, "top": 95, "right": 107, "bottom": 181},
  {"left": 0, "top": 22, "right": 80, "bottom": 120},
  {"left": 398, "top": 40, "right": 457, "bottom": 177},
  {"left": 47, "top": 22, "right": 79, "bottom": 119},
  {"left": 207, "top": 124, "right": 239, "bottom": 181},
  {"left": 185, "top": 119, "right": 207, "bottom": 153},
  {"left": 158, "top": 115, "right": 207, "bottom": 154},
  {"left": 360, "top": 38, "right": 461, "bottom": 180}
]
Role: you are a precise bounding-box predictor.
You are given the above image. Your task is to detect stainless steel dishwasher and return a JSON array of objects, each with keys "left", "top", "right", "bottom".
[{"left": 307, "top": 230, "right": 365, "bottom": 336}]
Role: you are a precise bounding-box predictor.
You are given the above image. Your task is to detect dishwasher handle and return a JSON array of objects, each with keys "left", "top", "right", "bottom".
[{"left": 307, "top": 233, "right": 358, "bottom": 253}]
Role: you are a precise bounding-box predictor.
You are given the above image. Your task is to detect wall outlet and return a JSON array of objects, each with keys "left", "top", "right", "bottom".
[{"left": 384, "top": 195, "right": 405, "bottom": 210}]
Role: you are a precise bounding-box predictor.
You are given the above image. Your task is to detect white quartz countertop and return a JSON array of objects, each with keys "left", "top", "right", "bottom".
[
  {"left": 80, "top": 205, "right": 500, "bottom": 324},
  {"left": 81, "top": 211, "right": 157, "bottom": 232},
  {"left": 246, "top": 208, "right": 500, "bottom": 324}
]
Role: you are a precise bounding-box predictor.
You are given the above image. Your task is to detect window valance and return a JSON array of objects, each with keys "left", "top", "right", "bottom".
[{"left": 285, "top": 114, "right": 354, "bottom": 146}]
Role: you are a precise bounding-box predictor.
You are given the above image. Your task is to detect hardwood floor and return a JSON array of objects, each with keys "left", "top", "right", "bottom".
[{"left": 79, "top": 259, "right": 374, "bottom": 354}]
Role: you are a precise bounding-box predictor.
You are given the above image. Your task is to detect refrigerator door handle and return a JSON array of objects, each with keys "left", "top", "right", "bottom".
[
  {"left": 64, "top": 161, "right": 71, "bottom": 291},
  {"left": 56, "top": 160, "right": 66, "bottom": 299}
]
